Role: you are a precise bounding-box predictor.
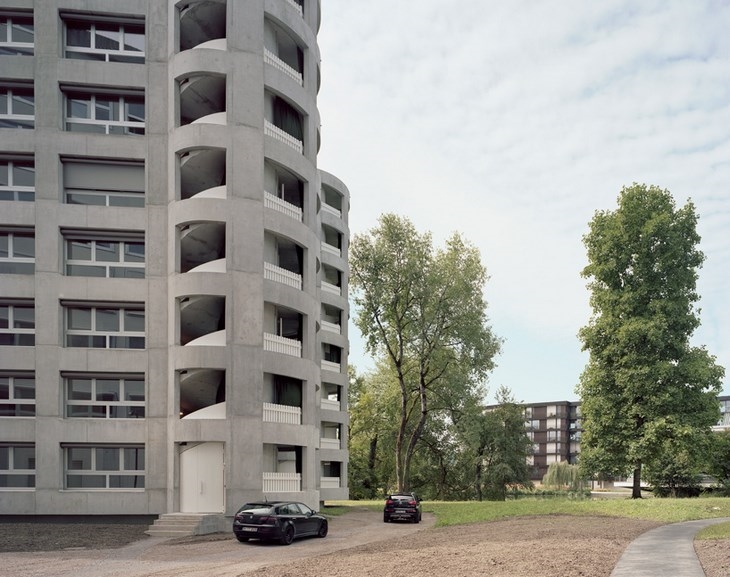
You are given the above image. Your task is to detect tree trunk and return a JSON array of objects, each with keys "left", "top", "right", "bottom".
[
  {"left": 632, "top": 464, "right": 642, "bottom": 498},
  {"left": 365, "top": 436, "right": 378, "bottom": 498}
]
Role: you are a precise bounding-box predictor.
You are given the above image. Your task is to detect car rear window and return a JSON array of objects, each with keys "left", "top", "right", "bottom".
[{"left": 240, "top": 504, "right": 273, "bottom": 514}]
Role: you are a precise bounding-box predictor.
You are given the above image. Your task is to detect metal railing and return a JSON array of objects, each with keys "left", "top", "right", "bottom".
[
  {"left": 264, "top": 262, "right": 302, "bottom": 289},
  {"left": 265, "top": 120, "right": 303, "bottom": 154},
  {"left": 263, "top": 472, "right": 300, "bottom": 492},
  {"left": 264, "top": 48, "right": 303, "bottom": 86},
  {"left": 264, "top": 333, "right": 302, "bottom": 357},
  {"left": 263, "top": 402, "right": 302, "bottom": 424},
  {"left": 264, "top": 190, "right": 303, "bottom": 221}
]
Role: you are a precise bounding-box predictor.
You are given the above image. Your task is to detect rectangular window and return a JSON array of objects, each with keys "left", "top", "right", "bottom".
[
  {"left": 64, "top": 18, "right": 144, "bottom": 63},
  {"left": 0, "top": 158, "right": 34, "bottom": 201},
  {"left": 63, "top": 159, "right": 144, "bottom": 207},
  {"left": 0, "top": 230, "right": 34, "bottom": 274},
  {"left": 65, "top": 235, "right": 144, "bottom": 278},
  {"left": 0, "top": 373, "right": 35, "bottom": 417},
  {"left": 65, "top": 374, "right": 144, "bottom": 418},
  {"left": 65, "top": 445, "right": 144, "bottom": 489},
  {"left": 0, "top": 85, "right": 34, "bottom": 129},
  {"left": 0, "top": 444, "right": 35, "bottom": 488},
  {"left": 0, "top": 302, "right": 34, "bottom": 346},
  {"left": 0, "top": 14, "right": 34, "bottom": 55},
  {"left": 65, "top": 304, "right": 144, "bottom": 349},
  {"left": 64, "top": 91, "right": 144, "bottom": 135}
]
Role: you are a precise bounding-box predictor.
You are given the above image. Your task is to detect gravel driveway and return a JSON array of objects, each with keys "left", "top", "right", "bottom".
[{"left": 1, "top": 510, "right": 727, "bottom": 577}]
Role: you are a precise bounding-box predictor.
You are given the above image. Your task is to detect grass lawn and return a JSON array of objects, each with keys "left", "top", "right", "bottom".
[{"left": 324, "top": 496, "right": 730, "bottom": 538}]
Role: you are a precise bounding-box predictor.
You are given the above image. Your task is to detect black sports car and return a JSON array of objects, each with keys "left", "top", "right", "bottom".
[{"left": 232, "top": 501, "right": 328, "bottom": 545}]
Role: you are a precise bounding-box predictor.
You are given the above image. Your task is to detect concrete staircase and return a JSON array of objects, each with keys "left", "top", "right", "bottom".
[{"left": 145, "top": 513, "right": 228, "bottom": 537}]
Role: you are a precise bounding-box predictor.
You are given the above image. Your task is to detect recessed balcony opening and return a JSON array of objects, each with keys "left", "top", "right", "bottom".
[
  {"left": 264, "top": 161, "right": 304, "bottom": 221},
  {"left": 263, "top": 444, "right": 302, "bottom": 492},
  {"left": 179, "top": 147, "right": 226, "bottom": 200},
  {"left": 321, "top": 461, "right": 341, "bottom": 489},
  {"left": 178, "top": 0, "right": 226, "bottom": 52},
  {"left": 264, "top": 19, "right": 304, "bottom": 86},
  {"left": 264, "top": 233, "right": 303, "bottom": 289},
  {"left": 320, "top": 304, "right": 341, "bottom": 334},
  {"left": 321, "top": 224, "right": 342, "bottom": 257},
  {"left": 263, "top": 373, "right": 303, "bottom": 425},
  {"left": 179, "top": 73, "right": 226, "bottom": 126},
  {"left": 179, "top": 368, "right": 225, "bottom": 418},
  {"left": 179, "top": 221, "right": 225, "bottom": 273},
  {"left": 320, "top": 422, "right": 341, "bottom": 450},
  {"left": 264, "top": 93, "right": 304, "bottom": 154},
  {"left": 321, "top": 184, "right": 343, "bottom": 217},
  {"left": 179, "top": 295, "right": 225, "bottom": 346},
  {"left": 321, "top": 264, "right": 342, "bottom": 296},
  {"left": 321, "top": 382, "right": 341, "bottom": 411},
  {"left": 264, "top": 304, "right": 303, "bottom": 357},
  {"left": 322, "top": 343, "right": 342, "bottom": 373}
]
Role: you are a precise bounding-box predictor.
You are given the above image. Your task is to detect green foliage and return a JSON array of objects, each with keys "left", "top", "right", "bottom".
[
  {"left": 577, "top": 184, "right": 724, "bottom": 496},
  {"left": 350, "top": 214, "right": 501, "bottom": 492},
  {"left": 543, "top": 462, "right": 586, "bottom": 492},
  {"left": 706, "top": 431, "right": 730, "bottom": 494}
]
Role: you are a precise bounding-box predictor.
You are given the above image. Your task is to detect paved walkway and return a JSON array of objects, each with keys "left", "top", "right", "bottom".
[{"left": 611, "top": 517, "right": 730, "bottom": 577}]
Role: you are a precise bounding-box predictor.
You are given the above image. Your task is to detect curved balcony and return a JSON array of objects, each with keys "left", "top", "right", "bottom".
[
  {"left": 179, "top": 74, "right": 226, "bottom": 126},
  {"left": 179, "top": 295, "right": 225, "bottom": 345},
  {"left": 180, "top": 221, "right": 225, "bottom": 273},
  {"left": 180, "top": 148, "right": 226, "bottom": 200},
  {"left": 179, "top": 368, "right": 225, "bottom": 418},
  {"left": 179, "top": 0, "right": 226, "bottom": 52},
  {"left": 264, "top": 18, "right": 304, "bottom": 87}
]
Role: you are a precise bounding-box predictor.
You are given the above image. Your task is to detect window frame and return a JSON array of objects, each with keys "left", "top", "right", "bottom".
[
  {"left": 64, "top": 444, "right": 145, "bottom": 490},
  {"left": 64, "top": 373, "right": 145, "bottom": 419},
  {"left": 0, "top": 301, "right": 35, "bottom": 346},
  {"left": 63, "top": 17, "right": 145, "bottom": 63},
  {"left": 0, "top": 158, "right": 35, "bottom": 201},
  {"left": 0, "top": 373, "right": 35, "bottom": 417},
  {"left": 62, "top": 158, "right": 145, "bottom": 207},
  {"left": 0, "top": 230, "right": 35, "bottom": 274},
  {"left": 64, "top": 303, "right": 145, "bottom": 349},
  {"left": 0, "top": 85, "right": 34, "bottom": 129},
  {"left": 0, "top": 443, "right": 35, "bottom": 489},
  {"left": 0, "top": 13, "right": 34, "bottom": 56},
  {"left": 64, "top": 235, "right": 145, "bottom": 278},
  {"left": 64, "top": 90, "right": 145, "bottom": 135}
]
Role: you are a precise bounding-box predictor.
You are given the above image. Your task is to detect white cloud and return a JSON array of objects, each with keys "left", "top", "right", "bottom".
[{"left": 318, "top": 0, "right": 730, "bottom": 401}]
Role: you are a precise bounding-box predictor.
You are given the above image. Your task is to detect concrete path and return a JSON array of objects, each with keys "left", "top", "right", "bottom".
[{"left": 611, "top": 517, "right": 730, "bottom": 577}]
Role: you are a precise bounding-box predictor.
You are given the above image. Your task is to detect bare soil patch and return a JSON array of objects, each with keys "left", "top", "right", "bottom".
[{"left": 0, "top": 510, "right": 726, "bottom": 577}]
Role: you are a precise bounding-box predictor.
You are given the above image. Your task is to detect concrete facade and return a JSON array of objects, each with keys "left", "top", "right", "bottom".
[{"left": 0, "top": 0, "right": 349, "bottom": 516}]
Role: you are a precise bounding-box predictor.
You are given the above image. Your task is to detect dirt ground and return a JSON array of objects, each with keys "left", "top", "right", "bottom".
[{"left": 0, "top": 510, "right": 727, "bottom": 577}]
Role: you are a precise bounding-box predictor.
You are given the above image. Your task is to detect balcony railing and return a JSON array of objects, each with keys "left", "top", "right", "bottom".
[
  {"left": 320, "top": 320, "right": 341, "bottom": 334},
  {"left": 264, "top": 190, "right": 303, "bottom": 221},
  {"left": 321, "top": 397, "right": 340, "bottom": 411},
  {"left": 320, "top": 437, "right": 341, "bottom": 450},
  {"left": 264, "top": 333, "right": 302, "bottom": 357},
  {"left": 263, "top": 472, "right": 300, "bottom": 492},
  {"left": 321, "top": 281, "right": 341, "bottom": 296},
  {"left": 264, "top": 48, "right": 303, "bottom": 86},
  {"left": 320, "top": 476, "right": 340, "bottom": 489},
  {"left": 264, "top": 262, "right": 302, "bottom": 289},
  {"left": 321, "top": 203, "right": 342, "bottom": 218},
  {"left": 263, "top": 402, "right": 302, "bottom": 424},
  {"left": 265, "top": 120, "right": 303, "bottom": 154},
  {"left": 321, "top": 242, "right": 341, "bottom": 257},
  {"left": 286, "top": 0, "right": 303, "bottom": 17},
  {"left": 321, "top": 359, "right": 341, "bottom": 373}
]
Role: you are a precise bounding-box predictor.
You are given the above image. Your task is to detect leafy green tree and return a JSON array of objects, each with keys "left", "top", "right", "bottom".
[
  {"left": 578, "top": 184, "right": 724, "bottom": 498},
  {"left": 543, "top": 462, "right": 585, "bottom": 492},
  {"left": 350, "top": 214, "right": 501, "bottom": 492},
  {"left": 706, "top": 431, "right": 730, "bottom": 495}
]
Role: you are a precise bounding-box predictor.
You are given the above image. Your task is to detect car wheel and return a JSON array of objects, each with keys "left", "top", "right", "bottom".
[
  {"left": 383, "top": 514, "right": 390, "bottom": 523},
  {"left": 280, "top": 524, "right": 295, "bottom": 545},
  {"left": 235, "top": 535, "right": 249, "bottom": 542},
  {"left": 317, "top": 520, "right": 328, "bottom": 538}
]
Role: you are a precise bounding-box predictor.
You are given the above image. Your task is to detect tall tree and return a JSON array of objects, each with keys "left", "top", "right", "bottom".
[
  {"left": 350, "top": 214, "right": 501, "bottom": 492},
  {"left": 578, "top": 184, "right": 724, "bottom": 498}
]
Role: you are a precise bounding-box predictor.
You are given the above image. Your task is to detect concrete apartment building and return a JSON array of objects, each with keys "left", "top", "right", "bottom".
[{"left": 0, "top": 0, "right": 350, "bottom": 519}]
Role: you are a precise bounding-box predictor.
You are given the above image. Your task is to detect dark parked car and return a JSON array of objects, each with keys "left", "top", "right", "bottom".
[
  {"left": 383, "top": 493, "right": 422, "bottom": 523},
  {"left": 232, "top": 501, "right": 328, "bottom": 545}
]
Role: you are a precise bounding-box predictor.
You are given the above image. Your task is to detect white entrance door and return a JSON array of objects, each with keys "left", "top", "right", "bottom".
[{"left": 180, "top": 442, "right": 224, "bottom": 513}]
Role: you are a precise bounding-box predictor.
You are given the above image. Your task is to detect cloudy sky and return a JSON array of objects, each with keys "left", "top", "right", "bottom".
[{"left": 315, "top": 1, "right": 730, "bottom": 403}]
